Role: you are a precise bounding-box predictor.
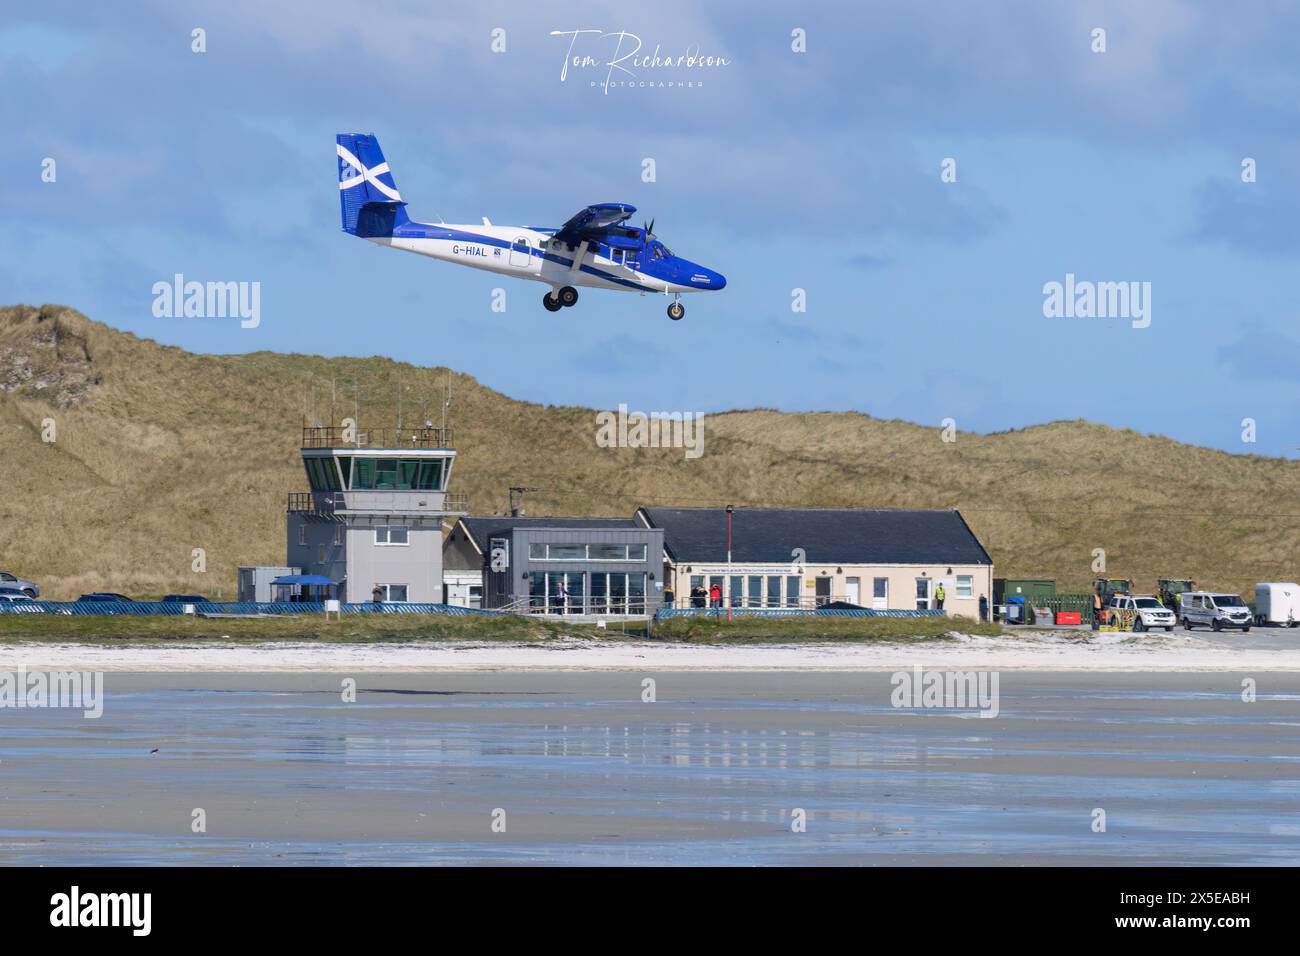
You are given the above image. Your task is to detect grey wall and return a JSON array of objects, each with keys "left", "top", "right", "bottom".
[
  {"left": 286, "top": 514, "right": 443, "bottom": 602},
  {"left": 481, "top": 526, "right": 664, "bottom": 608},
  {"left": 344, "top": 521, "right": 442, "bottom": 603}
]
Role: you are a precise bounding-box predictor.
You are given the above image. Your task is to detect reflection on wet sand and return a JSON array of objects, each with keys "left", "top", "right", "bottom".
[{"left": 1, "top": 671, "right": 1297, "bottom": 865}]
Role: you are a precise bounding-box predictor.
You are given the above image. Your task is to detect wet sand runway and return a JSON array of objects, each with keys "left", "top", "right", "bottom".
[{"left": 1, "top": 671, "right": 1298, "bottom": 865}]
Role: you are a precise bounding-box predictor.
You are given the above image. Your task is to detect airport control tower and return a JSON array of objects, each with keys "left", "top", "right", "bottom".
[{"left": 286, "top": 424, "right": 467, "bottom": 603}]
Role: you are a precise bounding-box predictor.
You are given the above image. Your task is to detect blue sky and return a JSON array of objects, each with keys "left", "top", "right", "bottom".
[{"left": 3, "top": 1, "right": 1299, "bottom": 456}]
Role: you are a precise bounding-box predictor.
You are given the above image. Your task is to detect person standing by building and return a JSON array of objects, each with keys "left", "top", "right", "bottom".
[
  {"left": 1092, "top": 590, "right": 1103, "bottom": 630},
  {"left": 554, "top": 580, "right": 567, "bottom": 615},
  {"left": 978, "top": 593, "right": 988, "bottom": 622},
  {"left": 372, "top": 585, "right": 383, "bottom": 605},
  {"left": 934, "top": 582, "right": 946, "bottom": 610},
  {"left": 709, "top": 582, "right": 722, "bottom": 608},
  {"left": 663, "top": 585, "right": 675, "bottom": 609}
]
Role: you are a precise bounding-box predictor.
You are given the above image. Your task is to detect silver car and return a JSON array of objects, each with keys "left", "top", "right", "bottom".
[{"left": 0, "top": 571, "right": 39, "bottom": 598}]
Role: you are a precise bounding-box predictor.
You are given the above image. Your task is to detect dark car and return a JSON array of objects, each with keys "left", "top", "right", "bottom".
[
  {"left": 161, "top": 594, "right": 211, "bottom": 603},
  {"left": 78, "top": 592, "right": 134, "bottom": 602}
]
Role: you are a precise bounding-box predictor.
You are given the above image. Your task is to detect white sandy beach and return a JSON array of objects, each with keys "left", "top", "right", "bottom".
[{"left": 3, "top": 629, "right": 1299, "bottom": 672}]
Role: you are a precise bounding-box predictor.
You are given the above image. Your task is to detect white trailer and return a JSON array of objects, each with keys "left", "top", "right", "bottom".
[{"left": 1254, "top": 582, "right": 1300, "bottom": 626}]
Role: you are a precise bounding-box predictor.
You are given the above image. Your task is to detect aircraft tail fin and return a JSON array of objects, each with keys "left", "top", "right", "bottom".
[{"left": 336, "top": 133, "right": 409, "bottom": 236}]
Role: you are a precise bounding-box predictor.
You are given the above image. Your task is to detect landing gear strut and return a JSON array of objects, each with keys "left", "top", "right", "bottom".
[
  {"left": 667, "top": 293, "right": 685, "bottom": 321},
  {"left": 544, "top": 286, "right": 579, "bottom": 312}
]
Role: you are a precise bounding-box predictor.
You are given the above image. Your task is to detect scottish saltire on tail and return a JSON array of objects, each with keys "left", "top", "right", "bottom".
[{"left": 335, "top": 133, "right": 726, "bottom": 320}]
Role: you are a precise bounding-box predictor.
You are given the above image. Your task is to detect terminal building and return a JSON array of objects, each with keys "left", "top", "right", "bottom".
[
  {"left": 284, "top": 424, "right": 467, "bottom": 603},
  {"left": 443, "top": 516, "right": 664, "bottom": 617},
  {"left": 635, "top": 507, "right": 993, "bottom": 616}
]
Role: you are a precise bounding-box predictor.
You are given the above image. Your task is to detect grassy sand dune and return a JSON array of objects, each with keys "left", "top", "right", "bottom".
[{"left": 3, "top": 303, "right": 1299, "bottom": 600}]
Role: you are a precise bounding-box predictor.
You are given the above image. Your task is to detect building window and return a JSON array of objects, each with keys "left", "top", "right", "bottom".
[
  {"left": 915, "top": 578, "right": 930, "bottom": 610},
  {"left": 348, "top": 458, "right": 444, "bottom": 491},
  {"left": 305, "top": 457, "right": 342, "bottom": 492},
  {"left": 377, "top": 584, "right": 408, "bottom": 602},
  {"left": 526, "top": 542, "right": 646, "bottom": 561},
  {"left": 766, "top": 575, "right": 782, "bottom": 608},
  {"left": 548, "top": 544, "right": 587, "bottom": 560},
  {"left": 786, "top": 575, "right": 801, "bottom": 608},
  {"left": 629, "top": 573, "right": 646, "bottom": 614},
  {"left": 956, "top": 575, "right": 973, "bottom": 598},
  {"left": 376, "top": 526, "right": 409, "bottom": 546},
  {"left": 298, "top": 524, "right": 307, "bottom": 546},
  {"left": 334, "top": 524, "right": 344, "bottom": 546}
]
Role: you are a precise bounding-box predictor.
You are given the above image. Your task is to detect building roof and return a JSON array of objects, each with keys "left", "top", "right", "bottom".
[
  {"left": 456, "top": 516, "right": 641, "bottom": 553},
  {"left": 637, "top": 507, "right": 992, "bottom": 566}
]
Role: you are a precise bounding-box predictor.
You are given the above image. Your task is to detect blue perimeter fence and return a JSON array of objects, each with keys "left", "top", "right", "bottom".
[
  {"left": 655, "top": 607, "right": 949, "bottom": 621},
  {"left": 0, "top": 601, "right": 498, "bottom": 617}
]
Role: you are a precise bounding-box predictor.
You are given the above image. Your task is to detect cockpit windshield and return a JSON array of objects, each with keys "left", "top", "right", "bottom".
[{"left": 649, "top": 240, "right": 673, "bottom": 259}]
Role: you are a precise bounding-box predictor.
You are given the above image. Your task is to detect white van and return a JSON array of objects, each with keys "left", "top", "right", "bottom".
[
  {"left": 1254, "top": 582, "right": 1300, "bottom": 627},
  {"left": 1179, "top": 591, "right": 1252, "bottom": 632}
]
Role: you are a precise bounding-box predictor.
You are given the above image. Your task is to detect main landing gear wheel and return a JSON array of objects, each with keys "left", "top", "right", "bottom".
[
  {"left": 668, "top": 301, "right": 685, "bottom": 320},
  {"left": 558, "top": 286, "right": 579, "bottom": 308},
  {"left": 543, "top": 291, "right": 562, "bottom": 312}
]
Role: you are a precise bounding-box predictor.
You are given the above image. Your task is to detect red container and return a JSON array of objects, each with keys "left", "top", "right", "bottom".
[{"left": 1055, "top": 611, "right": 1082, "bottom": 625}]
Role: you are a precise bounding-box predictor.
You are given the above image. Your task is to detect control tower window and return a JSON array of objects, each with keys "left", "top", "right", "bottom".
[
  {"left": 305, "top": 457, "right": 341, "bottom": 492},
  {"left": 347, "top": 457, "right": 447, "bottom": 491},
  {"left": 416, "top": 459, "right": 444, "bottom": 490}
]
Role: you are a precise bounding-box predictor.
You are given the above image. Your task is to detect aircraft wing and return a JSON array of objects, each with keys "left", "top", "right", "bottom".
[{"left": 552, "top": 203, "right": 637, "bottom": 247}]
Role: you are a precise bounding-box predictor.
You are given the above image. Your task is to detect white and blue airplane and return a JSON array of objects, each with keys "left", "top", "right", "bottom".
[{"left": 336, "top": 134, "right": 725, "bottom": 320}]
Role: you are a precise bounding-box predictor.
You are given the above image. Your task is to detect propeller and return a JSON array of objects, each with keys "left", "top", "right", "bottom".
[{"left": 643, "top": 218, "right": 655, "bottom": 239}]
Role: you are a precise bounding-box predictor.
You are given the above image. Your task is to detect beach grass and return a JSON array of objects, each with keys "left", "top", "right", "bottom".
[
  {"left": 0, "top": 611, "right": 1002, "bottom": 645},
  {"left": 0, "top": 612, "right": 603, "bottom": 645},
  {"left": 650, "top": 613, "right": 1001, "bottom": 644}
]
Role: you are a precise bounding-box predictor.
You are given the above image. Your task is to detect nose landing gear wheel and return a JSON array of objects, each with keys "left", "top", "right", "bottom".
[
  {"left": 558, "top": 286, "right": 579, "bottom": 307},
  {"left": 543, "top": 291, "right": 562, "bottom": 312},
  {"left": 667, "top": 301, "right": 685, "bottom": 320}
]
